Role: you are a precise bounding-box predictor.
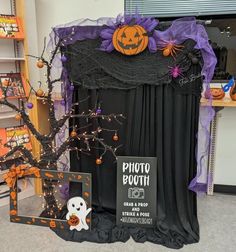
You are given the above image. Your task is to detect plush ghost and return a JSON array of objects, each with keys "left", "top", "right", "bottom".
[{"left": 66, "top": 197, "right": 91, "bottom": 231}]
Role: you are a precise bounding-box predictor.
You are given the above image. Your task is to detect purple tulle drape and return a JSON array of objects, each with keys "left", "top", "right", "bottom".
[{"left": 48, "top": 16, "right": 216, "bottom": 194}]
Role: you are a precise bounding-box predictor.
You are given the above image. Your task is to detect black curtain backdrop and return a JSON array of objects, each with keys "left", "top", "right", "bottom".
[{"left": 53, "top": 39, "right": 201, "bottom": 249}]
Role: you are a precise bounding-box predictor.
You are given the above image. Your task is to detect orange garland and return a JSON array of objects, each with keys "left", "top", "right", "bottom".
[{"left": 3, "top": 164, "right": 40, "bottom": 188}]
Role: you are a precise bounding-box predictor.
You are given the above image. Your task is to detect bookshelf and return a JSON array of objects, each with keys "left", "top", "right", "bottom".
[{"left": 0, "top": 0, "right": 36, "bottom": 202}]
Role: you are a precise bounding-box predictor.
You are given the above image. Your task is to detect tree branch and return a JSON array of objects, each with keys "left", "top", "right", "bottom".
[
  {"left": 0, "top": 145, "right": 38, "bottom": 167},
  {"left": 0, "top": 99, "right": 46, "bottom": 142}
]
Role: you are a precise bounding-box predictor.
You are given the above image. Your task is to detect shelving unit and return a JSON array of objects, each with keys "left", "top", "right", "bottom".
[
  {"left": 0, "top": 0, "right": 35, "bottom": 202},
  {"left": 0, "top": 57, "right": 25, "bottom": 62},
  {"left": 201, "top": 97, "right": 236, "bottom": 107}
]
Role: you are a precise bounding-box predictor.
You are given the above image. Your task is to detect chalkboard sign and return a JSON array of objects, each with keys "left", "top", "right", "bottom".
[{"left": 116, "top": 156, "right": 157, "bottom": 227}]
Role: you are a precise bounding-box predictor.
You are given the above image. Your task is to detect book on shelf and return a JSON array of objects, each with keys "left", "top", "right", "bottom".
[
  {"left": 0, "top": 15, "right": 24, "bottom": 39},
  {"left": 0, "top": 73, "right": 28, "bottom": 99},
  {"left": 0, "top": 125, "right": 32, "bottom": 158}
]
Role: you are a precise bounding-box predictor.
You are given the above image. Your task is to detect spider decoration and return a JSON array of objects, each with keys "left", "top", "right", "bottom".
[
  {"left": 158, "top": 40, "right": 184, "bottom": 59},
  {"left": 169, "top": 65, "right": 184, "bottom": 79}
]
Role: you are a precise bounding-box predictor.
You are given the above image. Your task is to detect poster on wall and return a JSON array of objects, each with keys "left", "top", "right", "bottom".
[{"left": 116, "top": 156, "right": 157, "bottom": 227}]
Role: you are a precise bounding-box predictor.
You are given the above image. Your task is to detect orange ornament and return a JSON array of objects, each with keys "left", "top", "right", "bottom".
[
  {"left": 230, "top": 83, "right": 236, "bottom": 101},
  {"left": 37, "top": 59, "right": 44, "bottom": 68},
  {"left": 67, "top": 215, "right": 80, "bottom": 226},
  {"left": 112, "top": 133, "right": 119, "bottom": 141},
  {"left": 205, "top": 88, "right": 225, "bottom": 100},
  {"left": 83, "top": 191, "right": 90, "bottom": 198},
  {"left": 10, "top": 210, "right": 17, "bottom": 216},
  {"left": 96, "top": 158, "right": 102, "bottom": 165},
  {"left": 112, "top": 25, "right": 148, "bottom": 56},
  {"left": 15, "top": 114, "right": 22, "bottom": 121},
  {"left": 49, "top": 220, "right": 56, "bottom": 228},
  {"left": 36, "top": 88, "right": 44, "bottom": 97},
  {"left": 70, "top": 130, "right": 77, "bottom": 138}
]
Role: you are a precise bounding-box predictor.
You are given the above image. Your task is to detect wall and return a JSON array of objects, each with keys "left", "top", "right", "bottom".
[
  {"left": 31, "top": 0, "right": 124, "bottom": 91},
  {"left": 35, "top": 0, "right": 124, "bottom": 55}
]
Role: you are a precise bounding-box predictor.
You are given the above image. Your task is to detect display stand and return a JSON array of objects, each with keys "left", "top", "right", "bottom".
[{"left": 0, "top": 0, "right": 47, "bottom": 198}]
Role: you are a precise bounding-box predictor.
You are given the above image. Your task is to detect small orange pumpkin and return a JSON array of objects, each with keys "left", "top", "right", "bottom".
[
  {"left": 36, "top": 88, "right": 44, "bottom": 97},
  {"left": 10, "top": 191, "right": 16, "bottom": 200},
  {"left": 10, "top": 209, "right": 17, "bottom": 216},
  {"left": 37, "top": 60, "right": 44, "bottom": 68},
  {"left": 96, "top": 158, "right": 102, "bottom": 165},
  {"left": 49, "top": 220, "right": 56, "bottom": 228},
  {"left": 112, "top": 133, "right": 119, "bottom": 141},
  {"left": 67, "top": 215, "right": 80, "bottom": 226},
  {"left": 230, "top": 83, "right": 236, "bottom": 101},
  {"left": 205, "top": 88, "right": 225, "bottom": 100},
  {"left": 83, "top": 191, "right": 90, "bottom": 198},
  {"left": 112, "top": 25, "right": 148, "bottom": 56},
  {"left": 70, "top": 130, "right": 77, "bottom": 138},
  {"left": 15, "top": 114, "right": 22, "bottom": 121}
]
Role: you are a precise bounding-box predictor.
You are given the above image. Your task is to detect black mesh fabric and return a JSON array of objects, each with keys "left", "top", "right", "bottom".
[{"left": 64, "top": 39, "right": 202, "bottom": 96}]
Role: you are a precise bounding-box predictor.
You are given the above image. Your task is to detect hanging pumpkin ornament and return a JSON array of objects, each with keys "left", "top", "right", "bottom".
[
  {"left": 70, "top": 130, "right": 77, "bottom": 138},
  {"left": 96, "top": 158, "right": 102, "bottom": 165},
  {"left": 112, "top": 25, "right": 149, "bottom": 56},
  {"left": 36, "top": 59, "right": 44, "bottom": 68},
  {"left": 112, "top": 133, "right": 119, "bottom": 141},
  {"left": 36, "top": 88, "right": 44, "bottom": 97},
  {"left": 15, "top": 114, "right": 22, "bottom": 121}
]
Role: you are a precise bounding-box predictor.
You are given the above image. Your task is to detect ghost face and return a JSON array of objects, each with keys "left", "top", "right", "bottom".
[{"left": 67, "top": 197, "right": 87, "bottom": 218}]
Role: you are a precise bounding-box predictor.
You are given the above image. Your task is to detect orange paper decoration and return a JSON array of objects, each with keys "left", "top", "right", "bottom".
[
  {"left": 3, "top": 164, "right": 40, "bottom": 188},
  {"left": 112, "top": 25, "right": 148, "bottom": 56},
  {"left": 67, "top": 215, "right": 80, "bottom": 226}
]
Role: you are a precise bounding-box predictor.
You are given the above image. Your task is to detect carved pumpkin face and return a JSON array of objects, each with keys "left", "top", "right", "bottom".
[
  {"left": 230, "top": 84, "right": 236, "bottom": 101},
  {"left": 67, "top": 215, "right": 80, "bottom": 226},
  {"left": 205, "top": 88, "right": 225, "bottom": 100},
  {"left": 112, "top": 25, "right": 148, "bottom": 56}
]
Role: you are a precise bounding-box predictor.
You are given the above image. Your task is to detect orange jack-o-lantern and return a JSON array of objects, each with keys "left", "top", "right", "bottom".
[
  {"left": 67, "top": 215, "right": 80, "bottom": 226},
  {"left": 230, "top": 83, "right": 236, "bottom": 101},
  {"left": 112, "top": 25, "right": 148, "bottom": 56},
  {"left": 49, "top": 220, "right": 56, "bottom": 228},
  {"left": 205, "top": 88, "right": 225, "bottom": 100}
]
